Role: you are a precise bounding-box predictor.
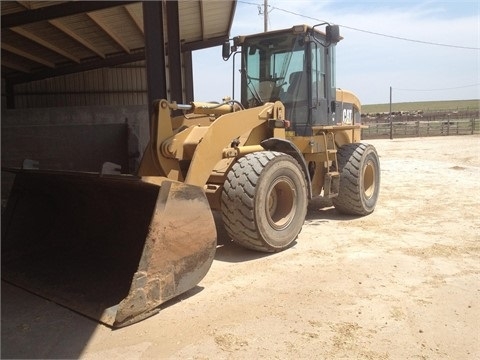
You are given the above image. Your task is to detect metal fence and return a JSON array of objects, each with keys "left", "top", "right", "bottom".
[{"left": 361, "top": 109, "right": 480, "bottom": 139}]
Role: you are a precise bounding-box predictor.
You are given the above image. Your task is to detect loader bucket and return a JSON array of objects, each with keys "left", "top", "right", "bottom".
[{"left": 1, "top": 170, "right": 216, "bottom": 327}]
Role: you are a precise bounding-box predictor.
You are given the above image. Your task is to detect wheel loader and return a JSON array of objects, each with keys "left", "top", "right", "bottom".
[{"left": 2, "top": 24, "right": 380, "bottom": 327}]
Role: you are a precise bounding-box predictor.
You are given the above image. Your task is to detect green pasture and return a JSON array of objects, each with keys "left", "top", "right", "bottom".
[{"left": 362, "top": 99, "right": 479, "bottom": 114}]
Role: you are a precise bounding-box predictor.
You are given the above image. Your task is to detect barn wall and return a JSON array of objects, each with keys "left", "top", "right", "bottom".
[
  {"left": 2, "top": 104, "right": 149, "bottom": 172},
  {"left": 10, "top": 61, "right": 148, "bottom": 108},
  {"left": 1, "top": 60, "right": 155, "bottom": 204},
  {"left": 1, "top": 79, "right": 5, "bottom": 109},
  {"left": 1, "top": 104, "right": 149, "bottom": 202}
]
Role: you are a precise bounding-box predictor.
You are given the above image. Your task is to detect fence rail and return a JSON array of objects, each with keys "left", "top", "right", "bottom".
[{"left": 362, "top": 116, "right": 479, "bottom": 139}]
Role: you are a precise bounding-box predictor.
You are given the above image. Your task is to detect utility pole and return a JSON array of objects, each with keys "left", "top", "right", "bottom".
[
  {"left": 264, "top": 0, "right": 268, "bottom": 32},
  {"left": 389, "top": 86, "right": 393, "bottom": 140}
]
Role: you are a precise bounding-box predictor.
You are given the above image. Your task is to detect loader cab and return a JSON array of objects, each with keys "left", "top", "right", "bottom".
[{"left": 236, "top": 24, "right": 341, "bottom": 135}]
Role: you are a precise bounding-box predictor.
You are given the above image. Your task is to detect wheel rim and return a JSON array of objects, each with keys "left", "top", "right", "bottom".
[
  {"left": 363, "top": 159, "right": 376, "bottom": 199},
  {"left": 266, "top": 176, "right": 296, "bottom": 230}
]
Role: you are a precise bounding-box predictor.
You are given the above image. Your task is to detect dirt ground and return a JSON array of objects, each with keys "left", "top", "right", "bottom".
[{"left": 2, "top": 135, "right": 479, "bottom": 359}]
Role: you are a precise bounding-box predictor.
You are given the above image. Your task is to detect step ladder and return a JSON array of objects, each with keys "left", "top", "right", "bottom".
[{"left": 322, "top": 131, "right": 340, "bottom": 198}]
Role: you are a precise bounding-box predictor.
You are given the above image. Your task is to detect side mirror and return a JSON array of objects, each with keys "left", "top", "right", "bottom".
[
  {"left": 326, "top": 25, "right": 341, "bottom": 44},
  {"left": 222, "top": 41, "right": 231, "bottom": 60}
]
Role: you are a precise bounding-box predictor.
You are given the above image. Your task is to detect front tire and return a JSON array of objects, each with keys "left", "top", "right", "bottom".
[
  {"left": 221, "top": 151, "right": 308, "bottom": 252},
  {"left": 332, "top": 143, "right": 380, "bottom": 215}
]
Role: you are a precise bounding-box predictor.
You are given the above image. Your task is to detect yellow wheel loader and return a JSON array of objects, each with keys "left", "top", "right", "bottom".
[{"left": 2, "top": 24, "right": 380, "bottom": 327}]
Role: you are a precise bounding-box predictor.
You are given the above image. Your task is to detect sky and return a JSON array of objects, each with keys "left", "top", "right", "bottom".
[{"left": 192, "top": 0, "right": 480, "bottom": 105}]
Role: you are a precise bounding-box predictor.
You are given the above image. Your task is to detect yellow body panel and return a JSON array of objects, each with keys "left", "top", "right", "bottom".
[{"left": 138, "top": 99, "right": 364, "bottom": 202}]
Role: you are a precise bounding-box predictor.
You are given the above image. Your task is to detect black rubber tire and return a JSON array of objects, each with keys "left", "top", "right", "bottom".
[
  {"left": 332, "top": 143, "right": 380, "bottom": 215},
  {"left": 221, "top": 151, "right": 308, "bottom": 252}
]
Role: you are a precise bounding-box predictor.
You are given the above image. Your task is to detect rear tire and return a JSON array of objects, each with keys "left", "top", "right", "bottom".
[
  {"left": 221, "top": 151, "right": 308, "bottom": 252},
  {"left": 332, "top": 143, "right": 380, "bottom": 215}
]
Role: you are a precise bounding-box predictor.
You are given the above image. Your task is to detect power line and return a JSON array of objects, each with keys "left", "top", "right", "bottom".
[
  {"left": 340, "top": 25, "right": 480, "bottom": 50},
  {"left": 237, "top": 0, "right": 480, "bottom": 50}
]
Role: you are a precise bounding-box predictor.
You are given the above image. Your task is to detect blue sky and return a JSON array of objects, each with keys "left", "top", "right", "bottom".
[{"left": 193, "top": 0, "right": 479, "bottom": 105}]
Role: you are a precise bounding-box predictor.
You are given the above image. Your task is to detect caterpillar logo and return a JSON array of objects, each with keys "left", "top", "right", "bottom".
[{"left": 343, "top": 108, "right": 353, "bottom": 124}]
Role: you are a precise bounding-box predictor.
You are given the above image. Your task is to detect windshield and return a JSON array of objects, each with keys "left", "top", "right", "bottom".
[{"left": 242, "top": 33, "right": 307, "bottom": 108}]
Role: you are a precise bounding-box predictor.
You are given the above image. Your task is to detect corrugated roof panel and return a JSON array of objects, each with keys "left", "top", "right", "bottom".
[
  {"left": 0, "top": 1, "right": 67, "bottom": 14},
  {"left": 58, "top": 13, "right": 123, "bottom": 56},
  {"left": 2, "top": 1, "right": 236, "bottom": 83},
  {"left": 90, "top": 8, "right": 144, "bottom": 49},
  {"left": 16, "top": 21, "right": 94, "bottom": 60},
  {"left": 124, "top": 3, "right": 143, "bottom": 29},
  {"left": 202, "top": 1, "right": 235, "bottom": 38},
  {"left": 0, "top": 1, "right": 27, "bottom": 15},
  {"left": 2, "top": 28, "right": 64, "bottom": 65},
  {"left": 179, "top": 0, "right": 235, "bottom": 42},
  {"left": 178, "top": 1, "right": 203, "bottom": 42}
]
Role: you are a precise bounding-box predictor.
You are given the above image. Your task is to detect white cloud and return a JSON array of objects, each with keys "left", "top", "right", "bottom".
[{"left": 193, "top": 0, "right": 479, "bottom": 104}]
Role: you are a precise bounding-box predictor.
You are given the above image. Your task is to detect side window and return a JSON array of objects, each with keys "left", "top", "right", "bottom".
[
  {"left": 282, "top": 50, "right": 306, "bottom": 103},
  {"left": 311, "top": 44, "right": 326, "bottom": 101}
]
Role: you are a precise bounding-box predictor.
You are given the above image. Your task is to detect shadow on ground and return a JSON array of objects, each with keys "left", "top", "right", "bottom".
[
  {"left": 2, "top": 197, "right": 356, "bottom": 359},
  {"left": 211, "top": 195, "right": 354, "bottom": 264},
  {"left": 1, "top": 281, "right": 98, "bottom": 359}
]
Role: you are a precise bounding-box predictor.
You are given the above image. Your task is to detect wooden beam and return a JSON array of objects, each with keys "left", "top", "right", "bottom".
[
  {"left": 49, "top": 19, "right": 106, "bottom": 59},
  {"left": 11, "top": 26, "right": 81, "bottom": 63},
  {"left": 15, "top": 1, "right": 31, "bottom": 10},
  {"left": 2, "top": 59, "right": 31, "bottom": 73},
  {"left": 2, "top": 1, "right": 139, "bottom": 28},
  {"left": 125, "top": 4, "right": 144, "bottom": 35},
  {"left": 1, "top": 42, "right": 55, "bottom": 68},
  {"left": 6, "top": 50, "right": 145, "bottom": 85},
  {"left": 87, "top": 12, "right": 131, "bottom": 54}
]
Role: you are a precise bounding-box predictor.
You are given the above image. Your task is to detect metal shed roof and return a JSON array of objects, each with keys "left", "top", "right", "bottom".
[{"left": 1, "top": 0, "right": 236, "bottom": 85}]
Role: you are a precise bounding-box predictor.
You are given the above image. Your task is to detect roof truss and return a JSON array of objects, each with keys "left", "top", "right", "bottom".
[{"left": 1, "top": 1, "right": 236, "bottom": 85}]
